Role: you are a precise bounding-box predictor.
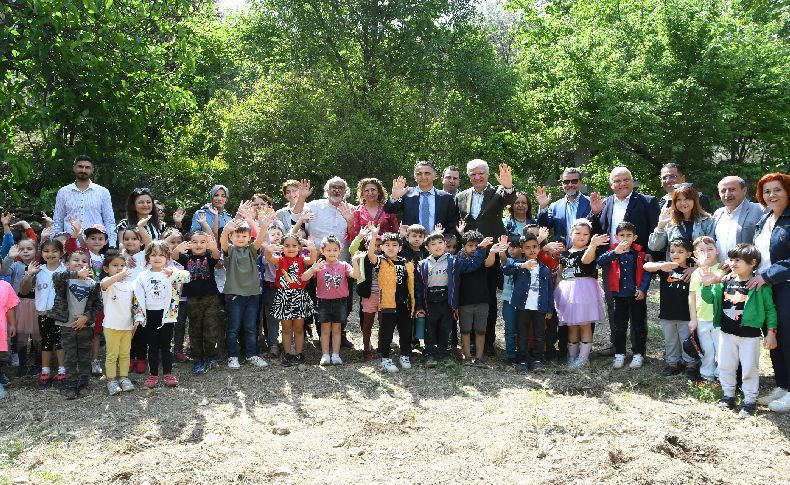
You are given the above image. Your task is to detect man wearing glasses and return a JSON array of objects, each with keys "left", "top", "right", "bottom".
[
  {"left": 535, "top": 168, "right": 591, "bottom": 238},
  {"left": 658, "top": 163, "right": 712, "bottom": 212},
  {"left": 52, "top": 155, "right": 117, "bottom": 246}
]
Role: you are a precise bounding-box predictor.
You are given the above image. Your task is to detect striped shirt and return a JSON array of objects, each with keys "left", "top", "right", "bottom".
[{"left": 52, "top": 182, "right": 117, "bottom": 246}]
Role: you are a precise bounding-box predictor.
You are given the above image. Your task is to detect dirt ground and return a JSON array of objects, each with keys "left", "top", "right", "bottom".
[{"left": 2, "top": 291, "right": 789, "bottom": 484}]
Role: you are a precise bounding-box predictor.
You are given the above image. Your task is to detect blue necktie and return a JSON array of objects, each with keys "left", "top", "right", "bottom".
[{"left": 420, "top": 191, "right": 431, "bottom": 229}]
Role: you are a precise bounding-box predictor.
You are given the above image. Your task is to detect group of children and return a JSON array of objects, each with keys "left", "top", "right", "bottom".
[{"left": 0, "top": 207, "right": 779, "bottom": 417}]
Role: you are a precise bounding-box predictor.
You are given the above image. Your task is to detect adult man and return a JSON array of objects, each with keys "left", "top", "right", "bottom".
[
  {"left": 658, "top": 163, "right": 712, "bottom": 212},
  {"left": 712, "top": 176, "right": 764, "bottom": 264},
  {"left": 589, "top": 167, "right": 660, "bottom": 355},
  {"left": 384, "top": 161, "right": 460, "bottom": 235},
  {"left": 456, "top": 159, "right": 516, "bottom": 356},
  {"left": 441, "top": 165, "right": 462, "bottom": 196},
  {"left": 535, "top": 167, "right": 592, "bottom": 237},
  {"left": 52, "top": 155, "right": 117, "bottom": 246}
]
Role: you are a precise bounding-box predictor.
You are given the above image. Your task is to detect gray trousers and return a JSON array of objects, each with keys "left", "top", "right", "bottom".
[
  {"left": 61, "top": 326, "right": 92, "bottom": 388},
  {"left": 659, "top": 319, "right": 693, "bottom": 365}
]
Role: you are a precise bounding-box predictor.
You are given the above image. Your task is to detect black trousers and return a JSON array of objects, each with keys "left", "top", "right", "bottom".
[
  {"left": 612, "top": 296, "right": 647, "bottom": 355},
  {"left": 378, "top": 308, "right": 412, "bottom": 358},
  {"left": 145, "top": 310, "right": 174, "bottom": 376},
  {"left": 517, "top": 309, "right": 545, "bottom": 362},
  {"left": 425, "top": 302, "right": 453, "bottom": 358}
]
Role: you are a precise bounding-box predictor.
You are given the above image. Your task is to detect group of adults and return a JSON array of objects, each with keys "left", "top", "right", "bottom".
[{"left": 50, "top": 155, "right": 790, "bottom": 412}]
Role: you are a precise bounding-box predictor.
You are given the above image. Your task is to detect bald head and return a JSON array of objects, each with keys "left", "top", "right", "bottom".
[
  {"left": 609, "top": 167, "right": 634, "bottom": 199},
  {"left": 718, "top": 176, "right": 748, "bottom": 211}
]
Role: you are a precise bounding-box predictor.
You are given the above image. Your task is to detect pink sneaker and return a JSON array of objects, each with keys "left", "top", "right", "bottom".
[
  {"left": 143, "top": 375, "right": 159, "bottom": 389},
  {"left": 174, "top": 350, "right": 189, "bottom": 363},
  {"left": 162, "top": 374, "right": 179, "bottom": 387}
]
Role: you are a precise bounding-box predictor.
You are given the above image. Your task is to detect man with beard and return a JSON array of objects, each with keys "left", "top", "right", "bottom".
[
  {"left": 712, "top": 176, "right": 763, "bottom": 265},
  {"left": 52, "top": 155, "right": 117, "bottom": 246},
  {"left": 535, "top": 168, "right": 591, "bottom": 238}
]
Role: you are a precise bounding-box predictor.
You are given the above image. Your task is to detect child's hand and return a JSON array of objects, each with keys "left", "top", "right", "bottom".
[
  {"left": 456, "top": 220, "right": 466, "bottom": 235},
  {"left": 206, "top": 234, "right": 217, "bottom": 248},
  {"left": 72, "top": 316, "right": 88, "bottom": 329},
  {"left": 635, "top": 289, "right": 645, "bottom": 301},
  {"left": 137, "top": 214, "right": 152, "bottom": 228},
  {"left": 303, "top": 238, "right": 316, "bottom": 249},
  {"left": 520, "top": 259, "right": 538, "bottom": 270},
  {"left": 433, "top": 223, "right": 444, "bottom": 234},
  {"left": 0, "top": 212, "right": 13, "bottom": 227},
  {"left": 478, "top": 237, "right": 494, "bottom": 248},
  {"left": 8, "top": 245, "right": 19, "bottom": 260},
  {"left": 207, "top": 205, "right": 219, "bottom": 216},
  {"left": 8, "top": 321, "right": 15, "bottom": 338},
  {"left": 267, "top": 243, "right": 284, "bottom": 254},
  {"left": 77, "top": 266, "right": 91, "bottom": 279},
  {"left": 765, "top": 331, "right": 778, "bottom": 350},
  {"left": 161, "top": 266, "right": 174, "bottom": 278},
  {"left": 119, "top": 268, "right": 132, "bottom": 280},
  {"left": 312, "top": 259, "right": 326, "bottom": 272},
  {"left": 659, "top": 261, "right": 679, "bottom": 272},
  {"left": 173, "top": 241, "right": 192, "bottom": 254},
  {"left": 613, "top": 240, "right": 630, "bottom": 254},
  {"left": 699, "top": 266, "right": 716, "bottom": 286},
  {"left": 590, "top": 234, "right": 610, "bottom": 247},
  {"left": 397, "top": 224, "right": 407, "bottom": 238},
  {"left": 197, "top": 211, "right": 208, "bottom": 225},
  {"left": 40, "top": 226, "right": 53, "bottom": 240},
  {"left": 498, "top": 235, "right": 509, "bottom": 246},
  {"left": 69, "top": 217, "right": 83, "bottom": 236},
  {"left": 682, "top": 266, "right": 695, "bottom": 282},
  {"left": 688, "top": 320, "right": 698, "bottom": 332},
  {"left": 172, "top": 207, "right": 186, "bottom": 225},
  {"left": 353, "top": 250, "right": 367, "bottom": 261},
  {"left": 25, "top": 261, "right": 41, "bottom": 276},
  {"left": 542, "top": 241, "right": 563, "bottom": 255},
  {"left": 224, "top": 219, "right": 238, "bottom": 233},
  {"left": 537, "top": 227, "right": 549, "bottom": 244},
  {"left": 127, "top": 256, "right": 137, "bottom": 268},
  {"left": 41, "top": 211, "right": 53, "bottom": 227}
]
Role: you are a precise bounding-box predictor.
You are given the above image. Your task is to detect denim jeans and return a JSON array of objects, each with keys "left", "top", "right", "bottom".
[
  {"left": 226, "top": 294, "right": 260, "bottom": 358},
  {"left": 502, "top": 301, "right": 517, "bottom": 359}
]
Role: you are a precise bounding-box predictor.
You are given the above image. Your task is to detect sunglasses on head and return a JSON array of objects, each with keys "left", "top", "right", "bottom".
[
  {"left": 672, "top": 183, "right": 693, "bottom": 189},
  {"left": 132, "top": 187, "right": 151, "bottom": 195},
  {"left": 561, "top": 178, "right": 579, "bottom": 185}
]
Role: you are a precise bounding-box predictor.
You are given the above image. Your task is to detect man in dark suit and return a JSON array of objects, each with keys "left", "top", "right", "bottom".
[
  {"left": 535, "top": 167, "right": 592, "bottom": 238},
  {"left": 588, "top": 167, "right": 661, "bottom": 355},
  {"left": 658, "top": 163, "right": 712, "bottom": 212},
  {"left": 384, "top": 161, "right": 460, "bottom": 235},
  {"left": 456, "top": 159, "right": 516, "bottom": 356}
]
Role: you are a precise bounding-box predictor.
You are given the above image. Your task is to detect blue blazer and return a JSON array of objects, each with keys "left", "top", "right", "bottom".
[
  {"left": 537, "top": 194, "right": 591, "bottom": 238},
  {"left": 384, "top": 187, "right": 460, "bottom": 234},
  {"left": 589, "top": 191, "right": 660, "bottom": 246}
]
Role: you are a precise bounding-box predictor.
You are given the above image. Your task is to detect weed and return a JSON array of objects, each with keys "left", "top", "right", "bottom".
[{"left": 685, "top": 379, "right": 723, "bottom": 403}]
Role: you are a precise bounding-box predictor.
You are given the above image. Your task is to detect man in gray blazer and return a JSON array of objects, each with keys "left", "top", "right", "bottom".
[{"left": 712, "top": 176, "right": 764, "bottom": 265}]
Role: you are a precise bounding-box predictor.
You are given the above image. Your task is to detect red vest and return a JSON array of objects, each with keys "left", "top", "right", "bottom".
[{"left": 606, "top": 242, "right": 645, "bottom": 293}]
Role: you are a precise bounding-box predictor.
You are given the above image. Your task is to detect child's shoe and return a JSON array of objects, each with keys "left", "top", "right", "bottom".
[
  {"left": 119, "top": 378, "right": 135, "bottom": 392},
  {"left": 135, "top": 359, "right": 148, "bottom": 374},
  {"left": 758, "top": 387, "right": 788, "bottom": 406},
  {"left": 473, "top": 358, "right": 488, "bottom": 369},
  {"left": 424, "top": 355, "right": 438, "bottom": 368},
  {"left": 228, "top": 357, "right": 241, "bottom": 369},
  {"left": 246, "top": 356, "right": 269, "bottom": 368},
  {"left": 10, "top": 353, "right": 19, "bottom": 367},
  {"left": 55, "top": 371, "right": 67, "bottom": 385},
  {"left": 320, "top": 354, "right": 331, "bottom": 366},
  {"left": 738, "top": 402, "right": 757, "bottom": 419},
  {"left": 629, "top": 354, "right": 644, "bottom": 369},
  {"left": 518, "top": 362, "right": 529, "bottom": 373},
  {"left": 341, "top": 335, "right": 355, "bottom": 349},
  {"left": 613, "top": 354, "right": 626, "bottom": 369},
  {"left": 570, "top": 357, "right": 589, "bottom": 369},
  {"left": 282, "top": 354, "right": 297, "bottom": 367},
  {"left": 296, "top": 353, "right": 306, "bottom": 364},
  {"left": 381, "top": 358, "right": 399, "bottom": 373},
  {"left": 717, "top": 396, "right": 736, "bottom": 410},
  {"left": 531, "top": 360, "right": 545, "bottom": 372},
  {"left": 106, "top": 380, "right": 122, "bottom": 396},
  {"left": 363, "top": 350, "right": 373, "bottom": 362},
  {"left": 192, "top": 360, "right": 206, "bottom": 374},
  {"left": 174, "top": 350, "right": 189, "bottom": 363},
  {"left": 204, "top": 358, "right": 219, "bottom": 370},
  {"left": 144, "top": 375, "right": 160, "bottom": 389},
  {"left": 162, "top": 374, "right": 179, "bottom": 387},
  {"left": 91, "top": 359, "right": 103, "bottom": 376},
  {"left": 662, "top": 364, "right": 682, "bottom": 376},
  {"left": 38, "top": 372, "right": 53, "bottom": 390},
  {"left": 399, "top": 355, "right": 412, "bottom": 370},
  {"left": 331, "top": 354, "right": 343, "bottom": 365}
]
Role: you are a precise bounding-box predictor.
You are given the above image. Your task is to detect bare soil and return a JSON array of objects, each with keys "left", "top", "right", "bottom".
[{"left": 2, "top": 291, "right": 789, "bottom": 484}]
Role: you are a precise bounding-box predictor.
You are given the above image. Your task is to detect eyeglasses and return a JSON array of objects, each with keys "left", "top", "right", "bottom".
[
  {"left": 157, "top": 208, "right": 166, "bottom": 213},
  {"left": 132, "top": 187, "right": 151, "bottom": 195},
  {"left": 672, "top": 183, "right": 693, "bottom": 189},
  {"left": 561, "top": 179, "right": 580, "bottom": 185},
  {"left": 661, "top": 174, "right": 679, "bottom": 181}
]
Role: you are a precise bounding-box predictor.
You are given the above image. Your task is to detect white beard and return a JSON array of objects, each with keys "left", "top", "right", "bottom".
[{"left": 565, "top": 189, "right": 578, "bottom": 197}]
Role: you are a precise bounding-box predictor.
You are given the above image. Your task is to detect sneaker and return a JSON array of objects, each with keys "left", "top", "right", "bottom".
[
  {"left": 55, "top": 372, "right": 67, "bottom": 384},
  {"left": 268, "top": 344, "right": 280, "bottom": 357},
  {"left": 204, "top": 358, "right": 219, "bottom": 370},
  {"left": 162, "top": 374, "right": 179, "bottom": 387},
  {"left": 106, "top": 380, "right": 122, "bottom": 396},
  {"left": 38, "top": 373, "right": 53, "bottom": 390},
  {"left": 738, "top": 402, "right": 757, "bottom": 419},
  {"left": 91, "top": 359, "right": 103, "bottom": 376},
  {"left": 246, "top": 356, "right": 269, "bottom": 368},
  {"left": 228, "top": 357, "right": 241, "bottom": 369},
  {"left": 570, "top": 357, "right": 589, "bottom": 369},
  {"left": 296, "top": 353, "right": 306, "bottom": 364},
  {"left": 768, "top": 392, "right": 790, "bottom": 413},
  {"left": 119, "top": 378, "right": 135, "bottom": 392},
  {"left": 135, "top": 359, "right": 148, "bottom": 374},
  {"left": 463, "top": 358, "right": 475, "bottom": 367},
  {"left": 399, "top": 355, "right": 412, "bottom": 370},
  {"left": 531, "top": 360, "right": 545, "bottom": 372},
  {"left": 331, "top": 354, "right": 343, "bottom": 365},
  {"left": 174, "top": 350, "right": 189, "bottom": 363},
  {"left": 613, "top": 354, "right": 626, "bottom": 369},
  {"left": 424, "top": 355, "right": 438, "bottom": 368},
  {"left": 61, "top": 386, "right": 79, "bottom": 400},
  {"left": 662, "top": 364, "right": 682, "bottom": 376},
  {"left": 341, "top": 335, "right": 355, "bottom": 349},
  {"left": 629, "top": 354, "right": 644, "bottom": 369},
  {"left": 0, "top": 371, "right": 9, "bottom": 386},
  {"left": 320, "top": 354, "right": 331, "bottom": 366},
  {"left": 192, "top": 360, "right": 206, "bottom": 374},
  {"left": 518, "top": 362, "right": 529, "bottom": 373},
  {"left": 758, "top": 387, "right": 788, "bottom": 406},
  {"left": 363, "top": 350, "right": 373, "bottom": 362},
  {"left": 144, "top": 375, "right": 160, "bottom": 389},
  {"left": 282, "top": 354, "right": 297, "bottom": 367},
  {"left": 717, "top": 396, "right": 736, "bottom": 410},
  {"left": 380, "top": 358, "right": 398, "bottom": 373},
  {"left": 473, "top": 358, "right": 488, "bottom": 369}
]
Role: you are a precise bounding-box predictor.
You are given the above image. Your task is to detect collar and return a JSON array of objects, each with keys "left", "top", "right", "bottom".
[
  {"left": 428, "top": 253, "right": 448, "bottom": 264},
  {"left": 725, "top": 199, "right": 747, "bottom": 215},
  {"left": 419, "top": 186, "right": 436, "bottom": 195},
  {"left": 69, "top": 181, "right": 96, "bottom": 192},
  {"left": 614, "top": 191, "right": 633, "bottom": 203},
  {"left": 472, "top": 184, "right": 490, "bottom": 196}
]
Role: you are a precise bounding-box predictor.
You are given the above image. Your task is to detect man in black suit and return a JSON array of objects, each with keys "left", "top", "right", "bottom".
[
  {"left": 588, "top": 166, "right": 661, "bottom": 355},
  {"left": 658, "top": 163, "right": 712, "bottom": 212},
  {"left": 384, "top": 161, "right": 460, "bottom": 235}
]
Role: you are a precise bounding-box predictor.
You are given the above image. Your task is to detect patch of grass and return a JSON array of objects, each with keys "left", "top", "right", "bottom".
[
  {"left": 685, "top": 379, "right": 723, "bottom": 403},
  {"left": 526, "top": 387, "right": 550, "bottom": 432},
  {"left": 33, "top": 466, "right": 63, "bottom": 483}
]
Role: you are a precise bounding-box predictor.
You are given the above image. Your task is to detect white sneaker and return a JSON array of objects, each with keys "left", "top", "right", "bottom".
[
  {"left": 119, "top": 378, "right": 135, "bottom": 392},
  {"left": 246, "top": 356, "right": 269, "bottom": 368},
  {"left": 399, "top": 355, "right": 412, "bottom": 369},
  {"left": 758, "top": 387, "right": 788, "bottom": 406},
  {"left": 227, "top": 357, "right": 240, "bottom": 369},
  {"left": 320, "top": 354, "right": 331, "bottom": 366},
  {"left": 331, "top": 354, "right": 343, "bottom": 365},
  {"left": 613, "top": 354, "right": 626, "bottom": 369},
  {"left": 381, "top": 358, "right": 398, "bottom": 373},
  {"left": 106, "top": 380, "right": 121, "bottom": 396},
  {"left": 629, "top": 354, "right": 644, "bottom": 369},
  {"left": 570, "top": 357, "right": 588, "bottom": 369},
  {"left": 91, "top": 359, "right": 104, "bottom": 376},
  {"left": 768, "top": 392, "right": 790, "bottom": 413}
]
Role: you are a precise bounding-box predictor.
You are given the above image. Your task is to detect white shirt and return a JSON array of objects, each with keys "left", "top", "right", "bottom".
[
  {"left": 34, "top": 263, "right": 66, "bottom": 312},
  {"left": 610, "top": 192, "right": 632, "bottom": 239},
  {"left": 306, "top": 199, "right": 349, "bottom": 255},
  {"left": 471, "top": 190, "right": 485, "bottom": 219},
  {"left": 135, "top": 270, "right": 171, "bottom": 310},
  {"left": 128, "top": 251, "right": 148, "bottom": 280},
  {"left": 755, "top": 220, "right": 773, "bottom": 273},
  {"left": 52, "top": 182, "right": 117, "bottom": 246},
  {"left": 715, "top": 200, "right": 745, "bottom": 262},
  {"left": 101, "top": 278, "right": 135, "bottom": 330},
  {"left": 523, "top": 266, "right": 541, "bottom": 311}
]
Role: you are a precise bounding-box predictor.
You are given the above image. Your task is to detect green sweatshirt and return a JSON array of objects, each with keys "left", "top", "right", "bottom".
[{"left": 700, "top": 281, "right": 778, "bottom": 330}]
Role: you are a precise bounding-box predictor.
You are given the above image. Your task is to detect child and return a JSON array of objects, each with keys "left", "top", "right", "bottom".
[
  {"left": 265, "top": 233, "right": 317, "bottom": 366},
  {"left": 49, "top": 250, "right": 102, "bottom": 399},
  {"left": 596, "top": 222, "right": 651, "bottom": 369},
  {"left": 301, "top": 235, "right": 361, "bottom": 365},
  {"left": 2, "top": 238, "right": 41, "bottom": 377},
  {"left": 119, "top": 227, "right": 148, "bottom": 374},
  {"left": 400, "top": 224, "right": 428, "bottom": 264},
  {"left": 457, "top": 230, "right": 499, "bottom": 367},
  {"left": 0, "top": 280, "right": 18, "bottom": 397},
  {"left": 644, "top": 238, "right": 696, "bottom": 376},
  {"left": 162, "top": 228, "right": 190, "bottom": 363},
  {"left": 498, "top": 238, "right": 522, "bottom": 363},
  {"left": 174, "top": 230, "right": 222, "bottom": 374},
  {"left": 699, "top": 243, "right": 777, "bottom": 418},
  {"left": 688, "top": 236, "right": 723, "bottom": 382},
  {"left": 19, "top": 239, "right": 67, "bottom": 388},
  {"left": 366, "top": 228, "right": 415, "bottom": 372},
  {"left": 355, "top": 229, "right": 380, "bottom": 361},
  {"left": 221, "top": 218, "right": 271, "bottom": 369},
  {"left": 444, "top": 234, "right": 459, "bottom": 255},
  {"left": 100, "top": 251, "right": 136, "bottom": 395},
  {"left": 553, "top": 220, "right": 606, "bottom": 368},
  {"left": 132, "top": 241, "right": 190, "bottom": 388},
  {"left": 260, "top": 223, "right": 285, "bottom": 356},
  {"left": 503, "top": 234, "right": 555, "bottom": 372},
  {"left": 415, "top": 231, "right": 495, "bottom": 368}
]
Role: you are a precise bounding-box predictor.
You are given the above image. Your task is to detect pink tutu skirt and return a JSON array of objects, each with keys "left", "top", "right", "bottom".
[
  {"left": 15, "top": 298, "right": 40, "bottom": 344},
  {"left": 554, "top": 277, "right": 604, "bottom": 326}
]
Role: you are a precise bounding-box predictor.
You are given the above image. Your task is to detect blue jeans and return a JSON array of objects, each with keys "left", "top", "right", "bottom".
[
  {"left": 226, "top": 294, "right": 260, "bottom": 358},
  {"left": 502, "top": 301, "right": 517, "bottom": 359}
]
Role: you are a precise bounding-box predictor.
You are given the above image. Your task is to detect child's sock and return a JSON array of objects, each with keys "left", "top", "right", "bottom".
[
  {"left": 58, "top": 366, "right": 66, "bottom": 375},
  {"left": 568, "top": 342, "right": 580, "bottom": 360},
  {"left": 41, "top": 367, "right": 51, "bottom": 375},
  {"left": 578, "top": 342, "right": 592, "bottom": 362}
]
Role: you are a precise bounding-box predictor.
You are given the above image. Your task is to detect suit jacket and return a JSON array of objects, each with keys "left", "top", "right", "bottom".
[
  {"left": 537, "top": 193, "right": 592, "bottom": 238},
  {"left": 712, "top": 200, "right": 764, "bottom": 247},
  {"left": 456, "top": 184, "right": 517, "bottom": 238},
  {"left": 384, "top": 187, "right": 460, "bottom": 234},
  {"left": 589, "top": 191, "right": 660, "bottom": 246}
]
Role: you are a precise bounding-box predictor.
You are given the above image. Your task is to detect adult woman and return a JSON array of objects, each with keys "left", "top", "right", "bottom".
[
  {"left": 190, "top": 185, "right": 233, "bottom": 241},
  {"left": 347, "top": 178, "right": 398, "bottom": 241},
  {"left": 275, "top": 180, "right": 302, "bottom": 232},
  {"left": 503, "top": 191, "right": 536, "bottom": 240},
  {"left": 752, "top": 173, "right": 790, "bottom": 413},
  {"left": 116, "top": 188, "right": 166, "bottom": 243},
  {"left": 648, "top": 185, "right": 715, "bottom": 259}
]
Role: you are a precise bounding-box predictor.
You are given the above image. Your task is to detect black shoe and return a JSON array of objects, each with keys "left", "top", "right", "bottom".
[
  {"left": 60, "top": 386, "right": 79, "bottom": 400},
  {"left": 685, "top": 365, "right": 701, "bottom": 381},
  {"left": 296, "top": 353, "right": 305, "bottom": 364},
  {"left": 518, "top": 362, "right": 529, "bottom": 373},
  {"left": 484, "top": 345, "right": 496, "bottom": 357},
  {"left": 738, "top": 402, "right": 757, "bottom": 418},
  {"left": 507, "top": 357, "right": 516, "bottom": 365},
  {"left": 424, "top": 355, "right": 437, "bottom": 368},
  {"left": 717, "top": 396, "right": 736, "bottom": 410},
  {"left": 282, "top": 354, "right": 298, "bottom": 367},
  {"left": 662, "top": 364, "right": 682, "bottom": 377},
  {"left": 531, "top": 360, "right": 545, "bottom": 372},
  {"left": 340, "top": 335, "right": 355, "bottom": 349}
]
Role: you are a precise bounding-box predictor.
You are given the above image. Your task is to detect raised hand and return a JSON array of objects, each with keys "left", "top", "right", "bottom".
[
  {"left": 352, "top": 250, "right": 367, "bottom": 261},
  {"left": 173, "top": 241, "right": 192, "bottom": 254},
  {"left": 590, "top": 234, "right": 610, "bottom": 247},
  {"left": 26, "top": 261, "right": 41, "bottom": 275},
  {"left": 494, "top": 163, "right": 513, "bottom": 188},
  {"left": 312, "top": 259, "right": 327, "bottom": 272},
  {"left": 0, "top": 212, "right": 13, "bottom": 226},
  {"left": 699, "top": 266, "right": 716, "bottom": 286},
  {"left": 478, "top": 236, "right": 494, "bottom": 248},
  {"left": 542, "top": 241, "right": 563, "bottom": 254},
  {"left": 589, "top": 192, "right": 605, "bottom": 215},
  {"left": 41, "top": 212, "right": 53, "bottom": 227},
  {"left": 391, "top": 176, "right": 408, "bottom": 200},
  {"left": 267, "top": 243, "right": 284, "bottom": 254},
  {"left": 614, "top": 240, "right": 630, "bottom": 254},
  {"left": 197, "top": 211, "right": 208, "bottom": 225},
  {"left": 520, "top": 259, "right": 538, "bottom": 270},
  {"left": 8, "top": 245, "right": 19, "bottom": 260},
  {"left": 224, "top": 218, "right": 238, "bottom": 233},
  {"left": 490, "top": 242, "right": 508, "bottom": 253},
  {"left": 77, "top": 266, "right": 91, "bottom": 279},
  {"left": 207, "top": 205, "right": 219, "bottom": 216},
  {"left": 137, "top": 214, "right": 152, "bottom": 228},
  {"left": 534, "top": 186, "right": 551, "bottom": 209},
  {"left": 161, "top": 266, "right": 174, "bottom": 278},
  {"left": 337, "top": 202, "right": 354, "bottom": 222},
  {"left": 259, "top": 207, "right": 278, "bottom": 226},
  {"left": 172, "top": 208, "right": 186, "bottom": 225},
  {"left": 455, "top": 220, "right": 466, "bottom": 235},
  {"left": 398, "top": 224, "right": 408, "bottom": 238},
  {"left": 537, "top": 226, "right": 550, "bottom": 244},
  {"left": 498, "top": 235, "right": 509, "bottom": 246},
  {"left": 126, "top": 257, "right": 137, "bottom": 269},
  {"left": 657, "top": 207, "right": 673, "bottom": 228},
  {"left": 40, "top": 226, "right": 53, "bottom": 240},
  {"left": 433, "top": 223, "right": 444, "bottom": 234},
  {"left": 298, "top": 179, "right": 313, "bottom": 199},
  {"left": 69, "top": 217, "right": 83, "bottom": 236}
]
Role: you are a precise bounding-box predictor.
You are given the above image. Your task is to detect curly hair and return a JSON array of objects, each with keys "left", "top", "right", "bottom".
[
  {"left": 755, "top": 172, "right": 790, "bottom": 208},
  {"left": 355, "top": 178, "right": 387, "bottom": 205}
]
